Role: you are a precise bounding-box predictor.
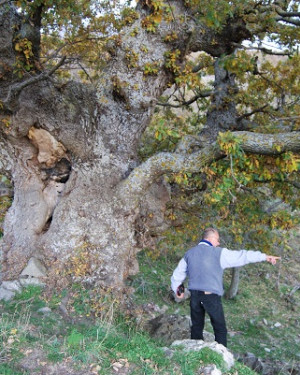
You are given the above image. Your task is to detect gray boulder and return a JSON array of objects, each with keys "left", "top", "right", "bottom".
[{"left": 171, "top": 339, "right": 234, "bottom": 370}]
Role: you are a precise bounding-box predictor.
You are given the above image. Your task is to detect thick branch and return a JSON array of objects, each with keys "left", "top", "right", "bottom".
[
  {"left": 120, "top": 130, "right": 300, "bottom": 202},
  {"left": 274, "top": 5, "right": 300, "bottom": 25},
  {"left": 276, "top": 16, "right": 300, "bottom": 26},
  {"left": 275, "top": 7, "right": 300, "bottom": 18},
  {"left": 232, "top": 131, "right": 300, "bottom": 155},
  {"left": 119, "top": 144, "right": 223, "bottom": 200}
]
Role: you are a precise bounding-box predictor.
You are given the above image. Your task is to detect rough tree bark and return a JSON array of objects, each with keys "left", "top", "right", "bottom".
[{"left": 0, "top": 1, "right": 299, "bottom": 292}]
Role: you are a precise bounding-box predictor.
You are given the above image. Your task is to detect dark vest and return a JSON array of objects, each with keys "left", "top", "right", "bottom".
[{"left": 184, "top": 244, "right": 224, "bottom": 295}]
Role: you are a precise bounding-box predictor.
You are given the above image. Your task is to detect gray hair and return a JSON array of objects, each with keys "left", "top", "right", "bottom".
[{"left": 203, "top": 227, "right": 218, "bottom": 239}]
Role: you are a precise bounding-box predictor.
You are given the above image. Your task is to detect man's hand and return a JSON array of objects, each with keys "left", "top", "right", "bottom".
[
  {"left": 266, "top": 255, "right": 281, "bottom": 265},
  {"left": 176, "top": 284, "right": 185, "bottom": 299}
]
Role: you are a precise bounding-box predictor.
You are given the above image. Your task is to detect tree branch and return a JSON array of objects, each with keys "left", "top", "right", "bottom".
[
  {"left": 252, "top": 175, "right": 300, "bottom": 191},
  {"left": 274, "top": 116, "right": 300, "bottom": 122},
  {"left": 120, "top": 130, "right": 300, "bottom": 202},
  {"left": 276, "top": 16, "right": 300, "bottom": 26},
  {"left": 233, "top": 43, "right": 291, "bottom": 56},
  {"left": 3, "top": 56, "right": 66, "bottom": 110},
  {"left": 119, "top": 144, "right": 223, "bottom": 200},
  {"left": 232, "top": 131, "right": 300, "bottom": 155},
  {"left": 275, "top": 7, "right": 300, "bottom": 18},
  {"left": 237, "top": 104, "right": 269, "bottom": 121},
  {"left": 157, "top": 90, "right": 212, "bottom": 108}
]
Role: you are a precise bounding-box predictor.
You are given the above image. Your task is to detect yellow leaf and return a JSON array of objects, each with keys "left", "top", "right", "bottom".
[{"left": 152, "top": 14, "right": 162, "bottom": 23}]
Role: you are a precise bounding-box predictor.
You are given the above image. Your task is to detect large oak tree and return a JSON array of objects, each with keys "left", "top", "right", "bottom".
[{"left": 0, "top": 0, "right": 299, "bottom": 291}]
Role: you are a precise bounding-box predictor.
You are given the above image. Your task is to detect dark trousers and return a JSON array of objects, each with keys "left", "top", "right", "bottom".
[{"left": 190, "top": 290, "right": 227, "bottom": 347}]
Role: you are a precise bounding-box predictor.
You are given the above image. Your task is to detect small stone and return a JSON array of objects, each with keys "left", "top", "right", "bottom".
[
  {"left": 263, "top": 318, "right": 268, "bottom": 325},
  {"left": 161, "top": 347, "right": 174, "bottom": 358},
  {"left": 38, "top": 307, "right": 52, "bottom": 314},
  {"left": 198, "top": 364, "right": 222, "bottom": 375},
  {"left": 274, "top": 322, "right": 281, "bottom": 328},
  {"left": 264, "top": 348, "right": 271, "bottom": 352},
  {"left": 0, "top": 286, "right": 15, "bottom": 301},
  {"left": 21, "top": 257, "right": 47, "bottom": 278},
  {"left": 1, "top": 280, "right": 22, "bottom": 293}
]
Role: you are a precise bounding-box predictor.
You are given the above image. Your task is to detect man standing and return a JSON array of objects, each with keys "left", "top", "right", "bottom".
[{"left": 171, "top": 227, "right": 280, "bottom": 347}]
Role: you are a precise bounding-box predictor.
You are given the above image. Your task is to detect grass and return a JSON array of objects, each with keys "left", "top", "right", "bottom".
[
  {"left": 0, "top": 282, "right": 258, "bottom": 375},
  {"left": 0, "top": 251, "right": 299, "bottom": 374},
  {"left": 219, "top": 263, "right": 300, "bottom": 363}
]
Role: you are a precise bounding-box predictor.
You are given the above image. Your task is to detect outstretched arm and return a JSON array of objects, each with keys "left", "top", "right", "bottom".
[{"left": 221, "top": 249, "right": 281, "bottom": 269}]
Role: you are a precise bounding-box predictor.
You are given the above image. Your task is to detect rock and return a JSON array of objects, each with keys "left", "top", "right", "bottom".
[
  {"left": 38, "top": 307, "right": 52, "bottom": 314},
  {"left": 236, "top": 352, "right": 264, "bottom": 373},
  {"left": 112, "top": 358, "right": 130, "bottom": 374},
  {"left": 274, "top": 322, "right": 281, "bottom": 328},
  {"left": 21, "top": 257, "right": 47, "bottom": 278},
  {"left": 236, "top": 352, "right": 300, "bottom": 375},
  {"left": 0, "top": 286, "right": 15, "bottom": 301},
  {"left": 1, "top": 280, "right": 22, "bottom": 292},
  {"left": 19, "top": 257, "right": 47, "bottom": 287},
  {"left": 145, "top": 314, "right": 191, "bottom": 344},
  {"left": 145, "top": 313, "right": 215, "bottom": 345},
  {"left": 171, "top": 339, "right": 234, "bottom": 370},
  {"left": 161, "top": 347, "right": 174, "bottom": 358},
  {"left": 198, "top": 364, "right": 222, "bottom": 375},
  {"left": 0, "top": 280, "right": 22, "bottom": 301}
]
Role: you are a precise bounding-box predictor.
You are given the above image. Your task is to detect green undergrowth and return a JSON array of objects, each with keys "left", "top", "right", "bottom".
[{"left": 0, "top": 283, "right": 259, "bottom": 375}]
